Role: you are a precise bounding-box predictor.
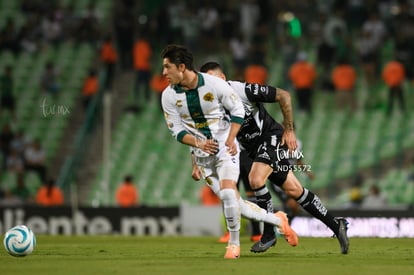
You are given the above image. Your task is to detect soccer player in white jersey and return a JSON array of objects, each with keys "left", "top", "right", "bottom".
[
  {"left": 161, "top": 45, "right": 297, "bottom": 259},
  {"left": 198, "top": 61, "right": 349, "bottom": 255}
]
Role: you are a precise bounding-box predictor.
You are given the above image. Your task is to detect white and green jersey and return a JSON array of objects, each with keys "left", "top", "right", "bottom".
[{"left": 161, "top": 72, "right": 244, "bottom": 143}]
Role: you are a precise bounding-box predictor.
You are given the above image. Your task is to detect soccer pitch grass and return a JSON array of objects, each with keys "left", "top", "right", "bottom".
[{"left": 1, "top": 236, "right": 413, "bottom": 275}]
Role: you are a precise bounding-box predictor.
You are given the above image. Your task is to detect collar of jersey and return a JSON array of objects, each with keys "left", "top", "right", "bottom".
[{"left": 173, "top": 72, "right": 204, "bottom": 93}]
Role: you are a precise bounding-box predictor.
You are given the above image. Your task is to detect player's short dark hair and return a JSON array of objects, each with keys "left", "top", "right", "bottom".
[
  {"left": 199, "top": 61, "right": 222, "bottom": 73},
  {"left": 161, "top": 44, "right": 194, "bottom": 71}
]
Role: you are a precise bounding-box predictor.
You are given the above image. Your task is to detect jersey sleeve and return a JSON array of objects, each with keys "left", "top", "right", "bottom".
[
  {"left": 243, "top": 82, "right": 277, "bottom": 103},
  {"left": 216, "top": 78, "right": 244, "bottom": 125},
  {"left": 161, "top": 88, "right": 189, "bottom": 142}
]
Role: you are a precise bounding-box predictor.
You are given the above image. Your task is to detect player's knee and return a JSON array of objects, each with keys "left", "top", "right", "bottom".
[
  {"left": 219, "top": 188, "right": 237, "bottom": 201},
  {"left": 248, "top": 174, "right": 265, "bottom": 189}
]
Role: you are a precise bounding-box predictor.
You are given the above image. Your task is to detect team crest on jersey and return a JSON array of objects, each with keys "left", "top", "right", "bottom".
[
  {"left": 176, "top": 100, "right": 183, "bottom": 107},
  {"left": 203, "top": 92, "right": 214, "bottom": 102}
]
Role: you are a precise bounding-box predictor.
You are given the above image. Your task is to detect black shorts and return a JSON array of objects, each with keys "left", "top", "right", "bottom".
[{"left": 248, "top": 133, "right": 290, "bottom": 186}]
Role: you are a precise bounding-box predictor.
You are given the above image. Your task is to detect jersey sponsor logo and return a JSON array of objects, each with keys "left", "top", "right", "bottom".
[
  {"left": 203, "top": 92, "right": 214, "bottom": 102},
  {"left": 230, "top": 93, "right": 238, "bottom": 102},
  {"left": 242, "top": 132, "right": 260, "bottom": 140},
  {"left": 245, "top": 83, "right": 259, "bottom": 96},
  {"left": 243, "top": 105, "right": 252, "bottom": 116},
  {"left": 253, "top": 84, "right": 259, "bottom": 95},
  {"left": 195, "top": 118, "right": 219, "bottom": 129},
  {"left": 258, "top": 151, "right": 270, "bottom": 161}
]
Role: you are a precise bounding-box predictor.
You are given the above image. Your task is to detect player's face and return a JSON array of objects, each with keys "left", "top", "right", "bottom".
[
  {"left": 206, "top": 69, "right": 226, "bottom": 80},
  {"left": 162, "top": 58, "right": 184, "bottom": 85}
]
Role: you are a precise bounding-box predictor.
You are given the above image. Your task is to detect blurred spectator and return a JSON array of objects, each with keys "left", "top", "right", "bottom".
[
  {"left": 40, "top": 62, "right": 60, "bottom": 96},
  {"left": 198, "top": 2, "right": 219, "bottom": 52},
  {"left": 76, "top": 2, "right": 102, "bottom": 45},
  {"left": 0, "top": 122, "right": 14, "bottom": 169},
  {"left": 133, "top": 31, "right": 152, "bottom": 108},
  {"left": 0, "top": 17, "right": 18, "bottom": 54},
  {"left": 344, "top": 173, "right": 364, "bottom": 209},
  {"left": 82, "top": 69, "right": 99, "bottom": 110},
  {"left": 346, "top": 188, "right": 363, "bottom": 209},
  {"left": 115, "top": 175, "right": 139, "bottom": 207},
  {"left": 358, "top": 10, "right": 386, "bottom": 88},
  {"left": 181, "top": 5, "right": 199, "bottom": 53},
  {"left": 10, "top": 173, "right": 33, "bottom": 204},
  {"left": 219, "top": 2, "right": 238, "bottom": 44},
  {"left": 288, "top": 52, "right": 317, "bottom": 114},
  {"left": 331, "top": 57, "right": 357, "bottom": 111},
  {"left": 0, "top": 65, "right": 15, "bottom": 119},
  {"left": 239, "top": 0, "right": 260, "bottom": 44},
  {"left": 345, "top": 0, "right": 368, "bottom": 31},
  {"left": 362, "top": 10, "right": 387, "bottom": 63},
  {"left": 382, "top": 59, "right": 406, "bottom": 114},
  {"left": 36, "top": 178, "right": 64, "bottom": 206},
  {"left": 361, "top": 185, "right": 388, "bottom": 209},
  {"left": 244, "top": 62, "right": 268, "bottom": 85},
  {"left": 60, "top": 3, "right": 79, "bottom": 39},
  {"left": 41, "top": 12, "right": 62, "bottom": 47},
  {"left": 390, "top": 0, "right": 414, "bottom": 79},
  {"left": 356, "top": 28, "right": 380, "bottom": 108},
  {"left": 229, "top": 31, "right": 249, "bottom": 81},
  {"left": 200, "top": 185, "right": 220, "bottom": 206},
  {"left": 10, "top": 129, "right": 32, "bottom": 156},
  {"left": 244, "top": 45, "right": 268, "bottom": 85},
  {"left": 100, "top": 34, "right": 118, "bottom": 90},
  {"left": 16, "top": 16, "right": 41, "bottom": 54},
  {"left": 24, "top": 139, "right": 47, "bottom": 182},
  {"left": 113, "top": 0, "right": 135, "bottom": 70},
  {"left": 6, "top": 148, "right": 24, "bottom": 173},
  {"left": 318, "top": 8, "right": 348, "bottom": 91}
]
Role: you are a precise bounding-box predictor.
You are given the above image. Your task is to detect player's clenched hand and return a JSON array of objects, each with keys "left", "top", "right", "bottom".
[
  {"left": 281, "top": 129, "right": 297, "bottom": 152},
  {"left": 225, "top": 139, "right": 238, "bottom": 156}
]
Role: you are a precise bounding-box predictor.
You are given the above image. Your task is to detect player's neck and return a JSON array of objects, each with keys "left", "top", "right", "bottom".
[{"left": 180, "top": 70, "right": 198, "bottom": 90}]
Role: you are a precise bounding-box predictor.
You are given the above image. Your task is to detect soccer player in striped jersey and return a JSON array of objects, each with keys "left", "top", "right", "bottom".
[
  {"left": 199, "top": 61, "right": 349, "bottom": 255},
  {"left": 160, "top": 45, "right": 297, "bottom": 259}
]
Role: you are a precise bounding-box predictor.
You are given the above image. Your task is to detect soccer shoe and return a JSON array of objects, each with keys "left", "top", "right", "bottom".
[
  {"left": 250, "top": 234, "right": 262, "bottom": 242},
  {"left": 275, "top": 211, "right": 298, "bottom": 247},
  {"left": 224, "top": 244, "right": 240, "bottom": 259},
  {"left": 336, "top": 218, "right": 349, "bottom": 254},
  {"left": 218, "top": 232, "right": 230, "bottom": 243},
  {"left": 250, "top": 237, "right": 276, "bottom": 253}
]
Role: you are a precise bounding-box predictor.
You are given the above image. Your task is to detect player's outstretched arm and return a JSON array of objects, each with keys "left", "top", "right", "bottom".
[{"left": 275, "top": 88, "right": 297, "bottom": 151}]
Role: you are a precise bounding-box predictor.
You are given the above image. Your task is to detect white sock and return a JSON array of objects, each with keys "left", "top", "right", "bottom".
[
  {"left": 219, "top": 188, "right": 240, "bottom": 246},
  {"left": 239, "top": 199, "right": 281, "bottom": 227}
]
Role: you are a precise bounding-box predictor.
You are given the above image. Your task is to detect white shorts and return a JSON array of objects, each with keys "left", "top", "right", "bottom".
[{"left": 194, "top": 142, "right": 240, "bottom": 185}]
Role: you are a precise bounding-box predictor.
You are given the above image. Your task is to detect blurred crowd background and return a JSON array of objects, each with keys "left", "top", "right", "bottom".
[{"left": 0, "top": 0, "right": 413, "bottom": 210}]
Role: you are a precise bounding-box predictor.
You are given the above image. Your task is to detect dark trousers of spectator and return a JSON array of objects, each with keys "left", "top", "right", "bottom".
[
  {"left": 387, "top": 86, "right": 405, "bottom": 114},
  {"left": 296, "top": 88, "right": 313, "bottom": 113},
  {"left": 134, "top": 70, "right": 151, "bottom": 102},
  {"left": 104, "top": 63, "right": 116, "bottom": 90},
  {"left": 25, "top": 164, "right": 47, "bottom": 182}
]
